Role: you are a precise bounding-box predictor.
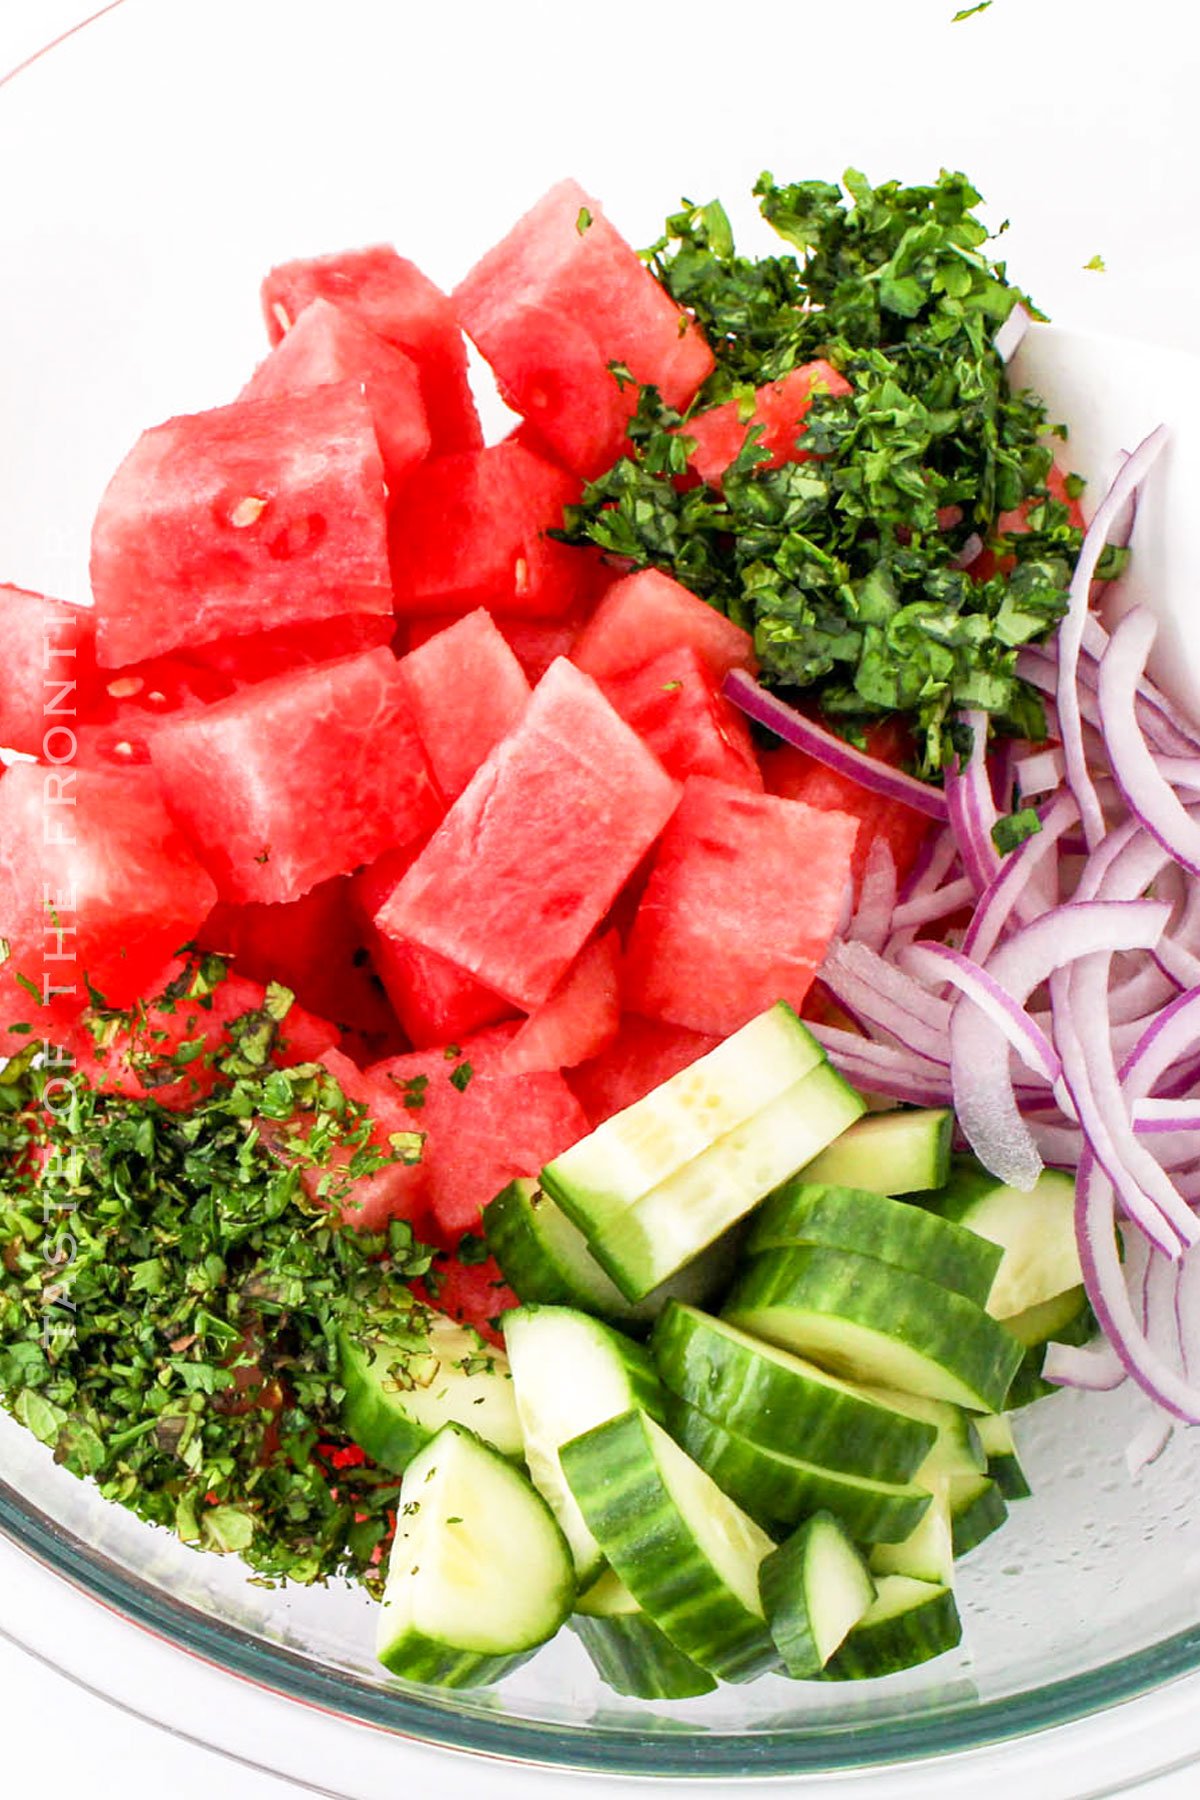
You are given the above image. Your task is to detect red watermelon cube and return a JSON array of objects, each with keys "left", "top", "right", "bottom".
[
  {"left": 90, "top": 384, "right": 393, "bottom": 669},
  {"left": 179, "top": 612, "right": 397, "bottom": 689},
  {"left": 0, "top": 586, "right": 98, "bottom": 759},
  {"left": 352, "top": 847, "right": 514, "bottom": 1048},
  {"left": 262, "top": 246, "right": 481, "bottom": 453},
  {"left": 397, "top": 609, "right": 530, "bottom": 803},
  {"left": 371, "top": 1035, "right": 588, "bottom": 1235},
  {"left": 683, "top": 360, "right": 853, "bottom": 488},
  {"left": 277, "top": 1047, "right": 431, "bottom": 1234},
  {"left": 406, "top": 587, "right": 599, "bottom": 684},
  {"left": 454, "top": 180, "right": 715, "bottom": 477},
  {"left": 149, "top": 649, "right": 442, "bottom": 905},
  {"left": 571, "top": 568, "right": 757, "bottom": 686},
  {"left": 569, "top": 1014, "right": 722, "bottom": 1128},
  {"left": 241, "top": 297, "right": 431, "bottom": 497},
  {"left": 0, "top": 764, "right": 217, "bottom": 1035},
  {"left": 602, "top": 644, "right": 763, "bottom": 791},
  {"left": 417, "top": 1253, "right": 518, "bottom": 1347},
  {"left": 389, "top": 441, "right": 588, "bottom": 620},
  {"left": 622, "top": 776, "right": 860, "bottom": 1036},
  {"left": 75, "top": 653, "right": 238, "bottom": 772},
  {"left": 761, "top": 724, "right": 930, "bottom": 895},
  {"left": 375, "top": 658, "right": 679, "bottom": 1011},
  {"left": 498, "top": 932, "right": 621, "bottom": 1076}
]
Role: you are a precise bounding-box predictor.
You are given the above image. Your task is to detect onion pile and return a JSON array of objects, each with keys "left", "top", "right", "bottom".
[{"left": 726, "top": 423, "right": 1200, "bottom": 1441}]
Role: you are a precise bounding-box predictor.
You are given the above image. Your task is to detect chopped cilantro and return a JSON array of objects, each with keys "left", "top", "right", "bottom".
[
  {"left": 1084, "top": 254, "right": 1106, "bottom": 272},
  {"left": 455, "top": 1233, "right": 491, "bottom": 1266},
  {"left": 992, "top": 807, "right": 1043, "bottom": 854},
  {"left": 449, "top": 1061, "right": 474, "bottom": 1093},
  {"left": 576, "top": 206, "right": 592, "bottom": 234},
  {"left": 952, "top": 1, "right": 992, "bottom": 17}
]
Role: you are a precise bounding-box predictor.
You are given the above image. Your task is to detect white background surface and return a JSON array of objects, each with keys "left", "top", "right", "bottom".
[{"left": 2, "top": 0, "right": 1200, "bottom": 1794}]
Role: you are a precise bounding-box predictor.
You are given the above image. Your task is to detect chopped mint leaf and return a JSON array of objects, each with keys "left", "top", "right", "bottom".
[
  {"left": 1084, "top": 254, "right": 1106, "bottom": 272},
  {"left": 449, "top": 1061, "right": 474, "bottom": 1093},
  {"left": 952, "top": 1, "right": 992, "bottom": 17},
  {"left": 992, "top": 807, "right": 1043, "bottom": 854},
  {"left": 576, "top": 206, "right": 592, "bottom": 234}
]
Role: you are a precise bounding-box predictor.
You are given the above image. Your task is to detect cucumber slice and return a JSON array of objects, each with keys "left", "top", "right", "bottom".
[
  {"left": 483, "top": 1179, "right": 733, "bottom": 1326},
  {"left": 975, "top": 1413, "right": 1032, "bottom": 1501},
  {"left": 559, "top": 1408, "right": 780, "bottom": 1682},
  {"left": 572, "top": 1570, "right": 717, "bottom": 1699},
  {"left": 760, "top": 1512, "right": 876, "bottom": 1679},
  {"left": 723, "top": 1246, "right": 1023, "bottom": 1414},
  {"left": 651, "top": 1302, "right": 936, "bottom": 1484},
  {"left": 797, "top": 1108, "right": 953, "bottom": 1196},
  {"left": 664, "top": 1394, "right": 932, "bottom": 1543},
  {"left": 340, "top": 1311, "right": 522, "bottom": 1473},
  {"left": 503, "top": 1305, "right": 664, "bottom": 1584},
  {"left": 584, "top": 1062, "right": 866, "bottom": 1303},
  {"left": 853, "top": 1386, "right": 985, "bottom": 1487},
  {"left": 376, "top": 1423, "right": 574, "bottom": 1688},
  {"left": 947, "top": 1471, "right": 1009, "bottom": 1555},
  {"left": 926, "top": 1160, "right": 1080, "bottom": 1319},
  {"left": 870, "top": 1482, "right": 954, "bottom": 1586},
  {"left": 746, "top": 1182, "right": 1002, "bottom": 1308},
  {"left": 823, "top": 1575, "right": 961, "bottom": 1680},
  {"left": 1005, "top": 1289, "right": 1093, "bottom": 1410},
  {"left": 542, "top": 1001, "right": 824, "bottom": 1232}
]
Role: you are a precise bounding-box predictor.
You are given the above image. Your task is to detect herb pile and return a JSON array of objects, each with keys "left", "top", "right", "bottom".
[
  {"left": 0, "top": 965, "right": 439, "bottom": 1590},
  {"left": 559, "top": 169, "right": 1125, "bottom": 776}
]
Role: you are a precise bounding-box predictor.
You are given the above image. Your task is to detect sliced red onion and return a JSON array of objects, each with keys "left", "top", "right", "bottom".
[
  {"left": 899, "top": 826, "right": 960, "bottom": 902},
  {"left": 821, "top": 939, "right": 953, "bottom": 1063},
  {"left": 848, "top": 838, "right": 898, "bottom": 953},
  {"left": 723, "top": 670, "right": 950, "bottom": 821},
  {"left": 1042, "top": 1334, "right": 1126, "bottom": 1393},
  {"left": 1014, "top": 747, "right": 1064, "bottom": 800},
  {"left": 1082, "top": 612, "right": 1200, "bottom": 755},
  {"left": 1145, "top": 756, "right": 1200, "bottom": 792},
  {"left": 1027, "top": 1116, "right": 1085, "bottom": 1167},
  {"left": 1133, "top": 1099, "right": 1200, "bottom": 1133},
  {"left": 1126, "top": 1410, "right": 1175, "bottom": 1477},
  {"left": 903, "top": 940, "right": 1061, "bottom": 1083},
  {"left": 945, "top": 708, "right": 1001, "bottom": 895},
  {"left": 888, "top": 875, "right": 976, "bottom": 935},
  {"left": 994, "top": 302, "right": 1031, "bottom": 364},
  {"left": 1119, "top": 985, "right": 1200, "bottom": 1100},
  {"left": 961, "top": 789, "right": 1078, "bottom": 965},
  {"left": 1098, "top": 608, "right": 1200, "bottom": 877},
  {"left": 807, "top": 1024, "right": 954, "bottom": 1108},
  {"left": 1055, "top": 426, "right": 1169, "bottom": 851}
]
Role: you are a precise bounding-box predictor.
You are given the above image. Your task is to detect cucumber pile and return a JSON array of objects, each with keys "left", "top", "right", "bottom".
[{"left": 348, "top": 1003, "right": 1089, "bottom": 1695}]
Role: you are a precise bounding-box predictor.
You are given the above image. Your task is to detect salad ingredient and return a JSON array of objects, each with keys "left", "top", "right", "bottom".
[
  {"left": 975, "top": 1413, "right": 1031, "bottom": 1500},
  {"left": 570, "top": 567, "right": 757, "bottom": 687},
  {"left": 395, "top": 608, "right": 530, "bottom": 804},
  {"left": 682, "top": 360, "right": 854, "bottom": 489},
  {"left": 261, "top": 245, "right": 482, "bottom": 453},
  {"left": 599, "top": 645, "right": 764, "bottom": 792},
  {"left": 338, "top": 1310, "right": 523, "bottom": 1473},
  {"left": 650, "top": 1301, "right": 937, "bottom": 1482},
  {"left": 869, "top": 1485, "right": 954, "bottom": 1586},
  {"left": 824, "top": 1576, "right": 961, "bottom": 1679},
  {"left": 375, "top": 1422, "right": 574, "bottom": 1685},
  {"left": 494, "top": 934, "right": 620, "bottom": 1077},
  {"left": 571, "top": 1569, "right": 717, "bottom": 1699},
  {"left": 373, "top": 657, "right": 678, "bottom": 1011},
  {"left": 946, "top": 1474, "right": 1008, "bottom": 1558},
  {"left": 90, "top": 384, "right": 393, "bottom": 668},
  {"left": 795, "top": 1108, "right": 953, "bottom": 1195},
  {"left": 622, "top": 777, "right": 860, "bottom": 1036},
  {"left": 759, "top": 1512, "right": 876, "bottom": 1678},
  {"left": 724, "top": 1247, "right": 1022, "bottom": 1412},
  {"left": 569, "top": 1016, "right": 723, "bottom": 1129},
  {"left": 454, "top": 178, "right": 715, "bottom": 479},
  {"left": 149, "top": 648, "right": 442, "bottom": 906},
  {"left": 926, "top": 1162, "right": 1080, "bottom": 1320},
  {"left": 0, "top": 584, "right": 96, "bottom": 758},
  {"left": 504, "top": 1304, "right": 665, "bottom": 1582},
  {"left": 559, "top": 1408, "right": 779, "bottom": 1681}
]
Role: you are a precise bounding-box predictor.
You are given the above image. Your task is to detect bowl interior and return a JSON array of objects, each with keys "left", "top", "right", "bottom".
[{"left": 2, "top": 0, "right": 1200, "bottom": 1776}]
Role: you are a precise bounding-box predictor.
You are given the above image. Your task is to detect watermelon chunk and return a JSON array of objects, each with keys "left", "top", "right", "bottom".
[
  {"left": 571, "top": 568, "right": 756, "bottom": 686},
  {"left": 90, "top": 384, "right": 393, "bottom": 669},
  {"left": 69, "top": 955, "right": 337, "bottom": 1112},
  {"left": 0, "top": 764, "right": 217, "bottom": 1035},
  {"left": 352, "top": 847, "right": 513, "bottom": 1048},
  {"left": 180, "top": 612, "right": 398, "bottom": 688},
  {"left": 602, "top": 644, "right": 763, "bottom": 790},
  {"left": 406, "top": 587, "right": 598, "bottom": 685},
  {"left": 622, "top": 776, "right": 860, "bottom": 1035},
  {"left": 262, "top": 246, "right": 481, "bottom": 453},
  {"left": 276, "top": 1047, "right": 431, "bottom": 1234},
  {"left": 389, "top": 441, "right": 589, "bottom": 620},
  {"left": 75, "top": 653, "right": 237, "bottom": 771},
  {"left": 454, "top": 179, "right": 714, "bottom": 477},
  {"left": 761, "top": 723, "right": 930, "bottom": 894},
  {"left": 498, "top": 932, "right": 620, "bottom": 1075},
  {"left": 375, "top": 658, "right": 679, "bottom": 1010},
  {"left": 0, "top": 586, "right": 98, "bottom": 758},
  {"left": 682, "top": 360, "right": 853, "bottom": 488},
  {"left": 149, "top": 649, "right": 442, "bottom": 905},
  {"left": 569, "top": 1014, "right": 722, "bottom": 1128},
  {"left": 371, "top": 1035, "right": 588, "bottom": 1235},
  {"left": 417, "top": 1253, "right": 518, "bottom": 1347},
  {"left": 196, "top": 875, "right": 397, "bottom": 1040},
  {"left": 397, "top": 609, "right": 530, "bottom": 802},
  {"left": 241, "top": 297, "right": 431, "bottom": 496}
]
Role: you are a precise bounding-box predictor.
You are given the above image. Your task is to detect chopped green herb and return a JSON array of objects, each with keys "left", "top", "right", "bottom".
[
  {"left": 576, "top": 206, "right": 592, "bottom": 234},
  {"left": 952, "top": 1, "right": 992, "bottom": 18},
  {"left": 449, "top": 1061, "right": 474, "bottom": 1093},
  {"left": 1084, "top": 254, "right": 1106, "bottom": 272},
  {"left": 992, "top": 806, "right": 1043, "bottom": 854},
  {"left": 455, "top": 1233, "right": 491, "bottom": 1267}
]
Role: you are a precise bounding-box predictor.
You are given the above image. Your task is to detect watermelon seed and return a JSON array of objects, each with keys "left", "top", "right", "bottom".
[
  {"left": 513, "top": 557, "right": 530, "bottom": 595},
  {"left": 230, "top": 496, "right": 268, "bottom": 529},
  {"left": 106, "top": 676, "right": 144, "bottom": 700},
  {"left": 271, "top": 301, "right": 293, "bottom": 335}
]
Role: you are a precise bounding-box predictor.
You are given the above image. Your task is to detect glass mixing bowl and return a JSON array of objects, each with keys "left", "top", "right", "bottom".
[{"left": 2, "top": 0, "right": 1200, "bottom": 1782}]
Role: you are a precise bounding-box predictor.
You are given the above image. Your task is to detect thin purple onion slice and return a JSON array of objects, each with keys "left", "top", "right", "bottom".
[{"left": 1098, "top": 608, "right": 1200, "bottom": 877}]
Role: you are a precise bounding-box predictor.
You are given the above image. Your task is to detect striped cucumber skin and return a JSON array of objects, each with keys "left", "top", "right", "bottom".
[
  {"left": 746, "top": 1183, "right": 1002, "bottom": 1309},
  {"left": 760, "top": 1512, "right": 876, "bottom": 1679},
  {"left": 665, "top": 1394, "right": 932, "bottom": 1543},
  {"left": 823, "top": 1576, "right": 962, "bottom": 1680},
  {"left": 798, "top": 1109, "right": 953, "bottom": 1196},
  {"left": 870, "top": 1483, "right": 955, "bottom": 1586},
  {"left": 975, "top": 1414, "right": 1032, "bottom": 1500},
  {"left": 572, "top": 1572, "right": 716, "bottom": 1699},
  {"left": 948, "top": 1472, "right": 1009, "bottom": 1555},
  {"left": 339, "top": 1312, "right": 523, "bottom": 1474},
  {"left": 504, "top": 1305, "right": 665, "bottom": 1584},
  {"left": 484, "top": 1180, "right": 735, "bottom": 1327},
  {"left": 376, "top": 1423, "right": 574, "bottom": 1689},
  {"left": 585, "top": 1063, "right": 867, "bottom": 1303},
  {"left": 560, "top": 1409, "right": 780, "bottom": 1682},
  {"left": 542, "top": 1002, "right": 824, "bottom": 1233},
  {"left": 853, "top": 1386, "right": 985, "bottom": 1487},
  {"left": 651, "top": 1302, "right": 935, "bottom": 1484},
  {"left": 723, "top": 1246, "right": 1024, "bottom": 1414},
  {"left": 925, "top": 1160, "right": 1080, "bottom": 1320}
]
